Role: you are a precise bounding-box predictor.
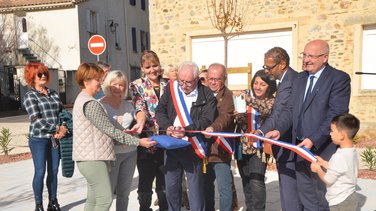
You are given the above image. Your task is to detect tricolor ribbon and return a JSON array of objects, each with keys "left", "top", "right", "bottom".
[
  {"left": 200, "top": 131, "right": 234, "bottom": 154},
  {"left": 170, "top": 81, "right": 207, "bottom": 159},
  {"left": 247, "top": 106, "right": 262, "bottom": 149},
  {"left": 201, "top": 131, "right": 317, "bottom": 163}
]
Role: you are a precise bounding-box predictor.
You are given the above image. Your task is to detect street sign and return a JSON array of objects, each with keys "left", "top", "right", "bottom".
[{"left": 88, "top": 35, "right": 106, "bottom": 56}]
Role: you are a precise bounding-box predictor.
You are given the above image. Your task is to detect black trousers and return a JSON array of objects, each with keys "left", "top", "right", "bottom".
[{"left": 137, "top": 147, "right": 166, "bottom": 210}]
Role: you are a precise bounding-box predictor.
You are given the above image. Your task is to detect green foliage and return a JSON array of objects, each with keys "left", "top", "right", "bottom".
[
  {"left": 360, "top": 147, "right": 376, "bottom": 171},
  {"left": 352, "top": 134, "right": 360, "bottom": 144},
  {"left": 0, "top": 127, "right": 15, "bottom": 156}
]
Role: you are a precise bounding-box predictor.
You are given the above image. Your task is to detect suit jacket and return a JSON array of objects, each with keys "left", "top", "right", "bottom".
[
  {"left": 276, "top": 64, "right": 351, "bottom": 160},
  {"left": 259, "top": 67, "right": 298, "bottom": 162},
  {"left": 207, "top": 86, "right": 235, "bottom": 163}
]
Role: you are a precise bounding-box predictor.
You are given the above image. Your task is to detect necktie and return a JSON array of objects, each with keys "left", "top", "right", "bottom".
[
  {"left": 304, "top": 75, "right": 315, "bottom": 103},
  {"left": 297, "top": 75, "right": 315, "bottom": 140}
]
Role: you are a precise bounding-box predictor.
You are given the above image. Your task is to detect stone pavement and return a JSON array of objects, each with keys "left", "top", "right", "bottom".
[{"left": 1, "top": 114, "right": 376, "bottom": 211}]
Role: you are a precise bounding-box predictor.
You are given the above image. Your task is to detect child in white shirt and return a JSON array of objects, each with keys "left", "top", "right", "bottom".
[{"left": 311, "top": 113, "right": 360, "bottom": 211}]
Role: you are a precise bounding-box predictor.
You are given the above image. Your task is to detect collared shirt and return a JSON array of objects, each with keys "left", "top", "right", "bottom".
[
  {"left": 279, "top": 69, "right": 288, "bottom": 84},
  {"left": 23, "top": 87, "right": 63, "bottom": 138},
  {"left": 303, "top": 66, "right": 325, "bottom": 100},
  {"left": 173, "top": 86, "right": 198, "bottom": 141}
]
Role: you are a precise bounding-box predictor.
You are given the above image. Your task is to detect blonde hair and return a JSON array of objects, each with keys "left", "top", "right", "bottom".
[{"left": 102, "top": 70, "right": 128, "bottom": 99}]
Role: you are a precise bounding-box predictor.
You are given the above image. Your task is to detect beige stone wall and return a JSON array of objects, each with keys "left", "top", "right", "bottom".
[{"left": 149, "top": 0, "right": 376, "bottom": 138}]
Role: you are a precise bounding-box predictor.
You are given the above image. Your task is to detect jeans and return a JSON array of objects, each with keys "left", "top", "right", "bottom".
[
  {"left": 29, "top": 137, "right": 61, "bottom": 204},
  {"left": 237, "top": 153, "right": 267, "bottom": 211},
  {"left": 204, "top": 162, "right": 233, "bottom": 211}
]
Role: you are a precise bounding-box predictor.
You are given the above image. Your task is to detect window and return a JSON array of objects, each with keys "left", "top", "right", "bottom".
[
  {"left": 191, "top": 30, "right": 292, "bottom": 71},
  {"left": 130, "top": 65, "right": 141, "bottom": 81},
  {"left": 86, "top": 9, "right": 98, "bottom": 35},
  {"left": 141, "top": 0, "right": 146, "bottom": 10},
  {"left": 132, "top": 27, "right": 137, "bottom": 52},
  {"left": 140, "top": 30, "right": 149, "bottom": 51},
  {"left": 130, "top": 0, "right": 136, "bottom": 6},
  {"left": 22, "top": 18, "right": 27, "bottom": 32},
  {"left": 361, "top": 25, "right": 376, "bottom": 90}
]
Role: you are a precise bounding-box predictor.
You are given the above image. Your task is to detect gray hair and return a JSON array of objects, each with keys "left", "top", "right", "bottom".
[
  {"left": 208, "top": 63, "right": 227, "bottom": 77},
  {"left": 102, "top": 70, "right": 128, "bottom": 99},
  {"left": 264, "top": 47, "right": 290, "bottom": 67},
  {"left": 96, "top": 61, "right": 111, "bottom": 69},
  {"left": 178, "top": 61, "right": 199, "bottom": 78},
  {"left": 164, "top": 64, "right": 178, "bottom": 73}
]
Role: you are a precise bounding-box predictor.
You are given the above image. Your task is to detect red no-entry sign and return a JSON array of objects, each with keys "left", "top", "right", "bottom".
[{"left": 88, "top": 35, "right": 106, "bottom": 56}]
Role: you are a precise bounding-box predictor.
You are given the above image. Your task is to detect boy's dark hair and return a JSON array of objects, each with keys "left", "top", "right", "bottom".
[{"left": 331, "top": 113, "right": 360, "bottom": 139}]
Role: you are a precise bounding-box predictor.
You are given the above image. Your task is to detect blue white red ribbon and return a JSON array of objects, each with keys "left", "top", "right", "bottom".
[
  {"left": 170, "top": 81, "right": 207, "bottom": 158},
  {"left": 201, "top": 131, "right": 317, "bottom": 162},
  {"left": 247, "top": 106, "right": 262, "bottom": 149},
  {"left": 200, "top": 131, "right": 234, "bottom": 154}
]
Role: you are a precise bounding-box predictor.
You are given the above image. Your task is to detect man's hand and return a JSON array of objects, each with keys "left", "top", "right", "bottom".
[
  {"left": 297, "top": 138, "right": 313, "bottom": 150},
  {"left": 139, "top": 138, "right": 157, "bottom": 148},
  {"left": 265, "top": 130, "right": 280, "bottom": 140},
  {"left": 166, "top": 126, "right": 174, "bottom": 136},
  {"left": 204, "top": 127, "right": 214, "bottom": 138},
  {"left": 171, "top": 126, "right": 185, "bottom": 138}
]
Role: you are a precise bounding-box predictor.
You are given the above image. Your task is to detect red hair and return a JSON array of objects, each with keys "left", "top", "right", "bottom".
[{"left": 24, "top": 62, "right": 50, "bottom": 86}]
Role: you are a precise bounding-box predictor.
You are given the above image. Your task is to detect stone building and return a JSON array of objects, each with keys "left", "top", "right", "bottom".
[{"left": 149, "top": 0, "right": 376, "bottom": 139}]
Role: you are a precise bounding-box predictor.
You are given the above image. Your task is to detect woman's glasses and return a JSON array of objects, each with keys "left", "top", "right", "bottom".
[{"left": 37, "top": 72, "right": 48, "bottom": 78}]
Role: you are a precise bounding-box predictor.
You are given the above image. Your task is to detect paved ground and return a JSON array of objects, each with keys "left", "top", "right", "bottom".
[{"left": 1, "top": 114, "right": 376, "bottom": 211}]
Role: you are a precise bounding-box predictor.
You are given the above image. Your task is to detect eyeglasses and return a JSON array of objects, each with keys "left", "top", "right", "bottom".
[
  {"left": 178, "top": 79, "right": 195, "bottom": 86},
  {"left": 299, "top": 52, "right": 326, "bottom": 60},
  {"left": 262, "top": 63, "right": 279, "bottom": 71},
  {"left": 207, "top": 77, "right": 223, "bottom": 82},
  {"left": 37, "top": 72, "right": 48, "bottom": 78}
]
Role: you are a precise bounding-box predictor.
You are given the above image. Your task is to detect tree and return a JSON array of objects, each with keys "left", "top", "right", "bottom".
[
  {"left": 0, "top": 14, "right": 17, "bottom": 65},
  {"left": 206, "top": 0, "right": 246, "bottom": 67}
]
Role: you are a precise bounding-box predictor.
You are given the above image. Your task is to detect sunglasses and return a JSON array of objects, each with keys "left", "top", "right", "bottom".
[{"left": 37, "top": 72, "right": 48, "bottom": 78}]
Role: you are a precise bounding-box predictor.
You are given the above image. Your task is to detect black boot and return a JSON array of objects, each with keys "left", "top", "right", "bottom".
[
  {"left": 156, "top": 190, "right": 168, "bottom": 211},
  {"left": 35, "top": 203, "right": 44, "bottom": 211},
  {"left": 138, "top": 192, "right": 153, "bottom": 211},
  {"left": 47, "top": 199, "right": 61, "bottom": 211}
]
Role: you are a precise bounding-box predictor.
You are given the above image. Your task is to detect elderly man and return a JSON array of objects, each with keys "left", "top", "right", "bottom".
[
  {"left": 267, "top": 40, "right": 351, "bottom": 210},
  {"left": 203, "top": 63, "right": 235, "bottom": 211},
  {"left": 156, "top": 61, "right": 217, "bottom": 211},
  {"left": 257, "top": 47, "right": 300, "bottom": 211}
]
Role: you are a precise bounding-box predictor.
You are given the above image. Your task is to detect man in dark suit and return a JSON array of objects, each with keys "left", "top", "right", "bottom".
[
  {"left": 257, "top": 47, "right": 301, "bottom": 211},
  {"left": 266, "top": 40, "right": 351, "bottom": 211}
]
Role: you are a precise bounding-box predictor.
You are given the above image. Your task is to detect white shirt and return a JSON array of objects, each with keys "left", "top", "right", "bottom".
[
  {"left": 303, "top": 66, "right": 325, "bottom": 100},
  {"left": 324, "top": 148, "right": 358, "bottom": 206}
]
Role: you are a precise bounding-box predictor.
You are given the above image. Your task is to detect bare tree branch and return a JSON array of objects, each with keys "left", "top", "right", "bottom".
[{"left": 206, "top": 0, "right": 246, "bottom": 66}]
